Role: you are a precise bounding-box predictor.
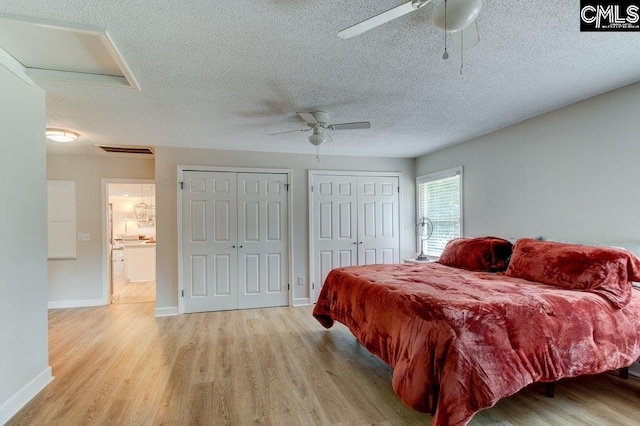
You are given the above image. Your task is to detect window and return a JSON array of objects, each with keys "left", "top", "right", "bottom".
[{"left": 416, "top": 167, "right": 462, "bottom": 257}]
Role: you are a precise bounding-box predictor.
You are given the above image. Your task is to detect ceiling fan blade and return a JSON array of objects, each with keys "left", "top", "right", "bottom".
[
  {"left": 338, "top": 1, "right": 430, "bottom": 40},
  {"left": 329, "top": 121, "right": 371, "bottom": 130},
  {"left": 268, "top": 128, "right": 309, "bottom": 136},
  {"left": 451, "top": 20, "right": 480, "bottom": 50},
  {"left": 297, "top": 112, "right": 318, "bottom": 125}
]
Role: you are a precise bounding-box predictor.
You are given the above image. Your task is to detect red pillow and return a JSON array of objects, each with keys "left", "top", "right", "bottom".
[
  {"left": 506, "top": 238, "right": 640, "bottom": 308},
  {"left": 437, "top": 236, "right": 513, "bottom": 272}
]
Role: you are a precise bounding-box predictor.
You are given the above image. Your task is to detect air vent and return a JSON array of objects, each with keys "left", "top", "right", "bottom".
[{"left": 98, "top": 145, "right": 154, "bottom": 155}]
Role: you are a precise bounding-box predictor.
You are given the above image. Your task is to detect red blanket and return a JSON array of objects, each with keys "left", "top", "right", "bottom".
[{"left": 313, "top": 263, "right": 640, "bottom": 425}]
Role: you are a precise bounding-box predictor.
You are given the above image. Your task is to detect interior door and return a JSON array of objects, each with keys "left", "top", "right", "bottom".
[
  {"left": 237, "top": 173, "right": 289, "bottom": 309},
  {"left": 311, "top": 174, "right": 358, "bottom": 302},
  {"left": 182, "top": 171, "right": 238, "bottom": 313},
  {"left": 358, "top": 176, "right": 400, "bottom": 265}
]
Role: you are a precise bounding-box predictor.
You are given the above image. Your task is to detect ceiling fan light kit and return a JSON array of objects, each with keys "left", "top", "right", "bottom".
[
  {"left": 339, "top": 0, "right": 482, "bottom": 71},
  {"left": 308, "top": 128, "right": 328, "bottom": 146},
  {"left": 432, "top": 0, "right": 481, "bottom": 32}
]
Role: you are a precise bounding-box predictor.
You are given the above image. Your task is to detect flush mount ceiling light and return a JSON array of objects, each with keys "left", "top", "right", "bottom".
[{"left": 45, "top": 128, "right": 79, "bottom": 143}]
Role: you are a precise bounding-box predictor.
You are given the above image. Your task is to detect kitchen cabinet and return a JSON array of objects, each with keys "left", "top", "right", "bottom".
[{"left": 124, "top": 242, "right": 156, "bottom": 282}]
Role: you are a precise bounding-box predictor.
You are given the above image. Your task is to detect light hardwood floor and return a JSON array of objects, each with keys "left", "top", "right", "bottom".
[
  {"left": 8, "top": 303, "right": 640, "bottom": 425},
  {"left": 111, "top": 262, "right": 155, "bottom": 304}
]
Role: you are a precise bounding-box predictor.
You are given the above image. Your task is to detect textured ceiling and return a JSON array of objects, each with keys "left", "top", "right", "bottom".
[{"left": 2, "top": 1, "right": 640, "bottom": 158}]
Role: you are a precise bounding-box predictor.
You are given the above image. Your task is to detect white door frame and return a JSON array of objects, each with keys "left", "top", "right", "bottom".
[
  {"left": 101, "top": 178, "right": 155, "bottom": 305},
  {"left": 308, "top": 170, "right": 403, "bottom": 302},
  {"left": 177, "top": 165, "right": 293, "bottom": 315}
]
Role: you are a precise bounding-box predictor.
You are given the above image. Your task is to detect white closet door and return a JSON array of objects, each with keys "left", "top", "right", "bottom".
[
  {"left": 357, "top": 176, "right": 400, "bottom": 265},
  {"left": 237, "top": 173, "right": 289, "bottom": 309},
  {"left": 183, "top": 171, "right": 238, "bottom": 313},
  {"left": 311, "top": 174, "right": 358, "bottom": 302}
]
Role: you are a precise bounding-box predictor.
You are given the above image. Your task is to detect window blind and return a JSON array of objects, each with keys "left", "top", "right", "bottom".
[{"left": 417, "top": 168, "right": 461, "bottom": 257}]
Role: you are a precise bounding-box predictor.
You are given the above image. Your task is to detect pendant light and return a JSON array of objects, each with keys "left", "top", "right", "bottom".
[
  {"left": 134, "top": 184, "right": 150, "bottom": 222},
  {"left": 134, "top": 185, "right": 155, "bottom": 227}
]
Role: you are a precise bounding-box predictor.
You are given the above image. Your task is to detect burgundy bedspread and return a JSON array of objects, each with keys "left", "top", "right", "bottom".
[{"left": 312, "top": 263, "right": 640, "bottom": 425}]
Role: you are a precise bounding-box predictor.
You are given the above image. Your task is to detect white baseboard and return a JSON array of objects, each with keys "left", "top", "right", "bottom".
[
  {"left": 155, "top": 306, "right": 179, "bottom": 317},
  {"left": 293, "top": 297, "right": 310, "bottom": 306},
  {"left": 48, "top": 299, "right": 105, "bottom": 309},
  {"left": 0, "top": 366, "right": 53, "bottom": 424}
]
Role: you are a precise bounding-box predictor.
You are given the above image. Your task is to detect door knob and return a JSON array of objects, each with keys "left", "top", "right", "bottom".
[
  {"left": 352, "top": 242, "right": 357, "bottom": 245},
  {"left": 239, "top": 245, "right": 243, "bottom": 248},
  {"left": 232, "top": 245, "right": 236, "bottom": 248}
]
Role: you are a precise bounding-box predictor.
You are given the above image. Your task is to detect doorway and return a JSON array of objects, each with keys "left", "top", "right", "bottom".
[{"left": 103, "top": 179, "right": 156, "bottom": 305}]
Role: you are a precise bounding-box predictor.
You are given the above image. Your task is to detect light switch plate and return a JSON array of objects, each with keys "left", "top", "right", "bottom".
[{"left": 78, "top": 233, "right": 91, "bottom": 242}]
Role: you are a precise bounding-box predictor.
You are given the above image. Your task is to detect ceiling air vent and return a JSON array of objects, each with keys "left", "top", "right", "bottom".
[{"left": 98, "top": 145, "right": 154, "bottom": 155}]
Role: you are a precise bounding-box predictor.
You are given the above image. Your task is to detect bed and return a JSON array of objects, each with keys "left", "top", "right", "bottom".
[{"left": 312, "top": 237, "right": 640, "bottom": 425}]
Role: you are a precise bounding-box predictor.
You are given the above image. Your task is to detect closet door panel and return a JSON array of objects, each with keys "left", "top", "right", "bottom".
[
  {"left": 214, "top": 254, "right": 232, "bottom": 295},
  {"left": 311, "top": 175, "right": 357, "bottom": 302},
  {"left": 356, "top": 176, "right": 400, "bottom": 265},
  {"left": 237, "top": 173, "right": 289, "bottom": 309},
  {"left": 190, "top": 255, "right": 208, "bottom": 296},
  {"left": 183, "top": 171, "right": 238, "bottom": 313}
]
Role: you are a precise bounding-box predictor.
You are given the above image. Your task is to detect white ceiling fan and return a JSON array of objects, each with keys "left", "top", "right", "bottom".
[
  {"left": 269, "top": 111, "right": 371, "bottom": 161},
  {"left": 339, "top": 0, "right": 482, "bottom": 66}
]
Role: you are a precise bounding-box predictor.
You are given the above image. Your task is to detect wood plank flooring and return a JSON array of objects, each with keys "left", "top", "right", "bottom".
[
  {"left": 111, "top": 263, "right": 155, "bottom": 305},
  {"left": 8, "top": 303, "right": 640, "bottom": 425}
]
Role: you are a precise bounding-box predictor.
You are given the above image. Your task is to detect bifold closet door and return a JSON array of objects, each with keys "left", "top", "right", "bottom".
[
  {"left": 182, "top": 170, "right": 289, "bottom": 313},
  {"left": 311, "top": 173, "right": 400, "bottom": 302},
  {"left": 236, "top": 173, "right": 289, "bottom": 309},
  {"left": 182, "top": 171, "right": 238, "bottom": 313},
  {"left": 311, "top": 175, "right": 358, "bottom": 302},
  {"left": 357, "top": 176, "right": 400, "bottom": 265}
]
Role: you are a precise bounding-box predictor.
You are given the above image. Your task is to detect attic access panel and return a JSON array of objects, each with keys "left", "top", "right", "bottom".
[{"left": 0, "top": 15, "right": 139, "bottom": 89}]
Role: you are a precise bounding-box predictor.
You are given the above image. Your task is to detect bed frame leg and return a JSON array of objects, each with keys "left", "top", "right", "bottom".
[
  {"left": 544, "top": 382, "right": 555, "bottom": 398},
  {"left": 619, "top": 367, "right": 629, "bottom": 380},
  {"left": 542, "top": 368, "right": 627, "bottom": 399}
]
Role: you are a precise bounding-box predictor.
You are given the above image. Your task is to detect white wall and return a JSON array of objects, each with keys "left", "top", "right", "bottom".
[
  {"left": 0, "top": 67, "right": 51, "bottom": 423},
  {"left": 416, "top": 80, "right": 640, "bottom": 244},
  {"left": 47, "top": 155, "right": 154, "bottom": 306},
  {"left": 154, "top": 147, "right": 415, "bottom": 312}
]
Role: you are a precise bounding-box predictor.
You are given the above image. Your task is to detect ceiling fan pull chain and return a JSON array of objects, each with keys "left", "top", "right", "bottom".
[
  {"left": 460, "top": 33, "right": 464, "bottom": 75},
  {"left": 442, "top": 0, "right": 449, "bottom": 60},
  {"left": 316, "top": 145, "right": 320, "bottom": 162}
]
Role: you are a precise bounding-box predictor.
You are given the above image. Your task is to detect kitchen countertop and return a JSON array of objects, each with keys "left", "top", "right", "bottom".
[{"left": 124, "top": 241, "right": 156, "bottom": 247}]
